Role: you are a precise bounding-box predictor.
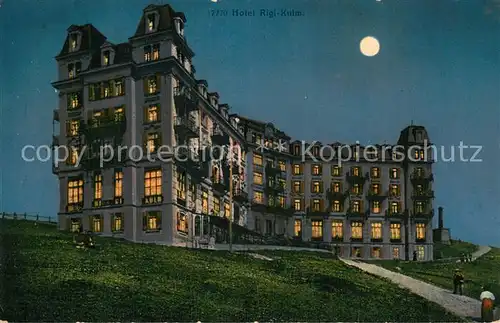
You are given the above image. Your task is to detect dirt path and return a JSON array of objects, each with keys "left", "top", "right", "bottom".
[{"left": 340, "top": 246, "right": 493, "bottom": 321}]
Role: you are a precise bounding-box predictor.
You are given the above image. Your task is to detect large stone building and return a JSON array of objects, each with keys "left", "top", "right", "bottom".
[{"left": 52, "top": 4, "right": 435, "bottom": 260}]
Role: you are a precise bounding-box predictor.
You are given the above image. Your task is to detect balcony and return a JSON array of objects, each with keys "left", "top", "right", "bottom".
[
  {"left": 366, "top": 189, "right": 388, "bottom": 201},
  {"left": 174, "top": 91, "right": 198, "bottom": 115},
  {"left": 413, "top": 208, "right": 434, "bottom": 218},
  {"left": 174, "top": 116, "right": 199, "bottom": 139},
  {"left": 346, "top": 171, "right": 369, "bottom": 185},
  {"left": 142, "top": 194, "right": 163, "bottom": 205},
  {"left": 177, "top": 148, "right": 207, "bottom": 182},
  {"left": 92, "top": 198, "right": 123, "bottom": 208},
  {"left": 410, "top": 173, "right": 434, "bottom": 185},
  {"left": 385, "top": 209, "right": 405, "bottom": 218},
  {"left": 250, "top": 198, "right": 267, "bottom": 212},
  {"left": 327, "top": 188, "right": 349, "bottom": 202},
  {"left": 211, "top": 177, "right": 228, "bottom": 194},
  {"left": 233, "top": 188, "right": 249, "bottom": 203},
  {"left": 66, "top": 202, "right": 83, "bottom": 213},
  {"left": 412, "top": 190, "right": 435, "bottom": 200},
  {"left": 81, "top": 115, "right": 127, "bottom": 139},
  {"left": 264, "top": 182, "right": 285, "bottom": 195},
  {"left": 265, "top": 163, "right": 282, "bottom": 176},
  {"left": 266, "top": 204, "right": 295, "bottom": 216},
  {"left": 346, "top": 208, "right": 366, "bottom": 218},
  {"left": 306, "top": 206, "right": 329, "bottom": 217},
  {"left": 211, "top": 127, "right": 230, "bottom": 146}
]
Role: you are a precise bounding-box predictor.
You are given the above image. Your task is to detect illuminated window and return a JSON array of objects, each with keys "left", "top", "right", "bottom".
[
  {"left": 332, "top": 221, "right": 343, "bottom": 239},
  {"left": 146, "top": 105, "right": 159, "bottom": 123},
  {"left": 146, "top": 76, "right": 159, "bottom": 94},
  {"left": 390, "top": 168, "right": 400, "bottom": 179},
  {"left": 70, "top": 218, "right": 81, "bottom": 232},
  {"left": 224, "top": 202, "right": 230, "bottom": 218},
  {"left": 146, "top": 132, "right": 160, "bottom": 153},
  {"left": 351, "top": 221, "right": 363, "bottom": 239},
  {"left": 152, "top": 44, "right": 160, "bottom": 60},
  {"left": 294, "top": 219, "right": 302, "bottom": 237},
  {"left": 213, "top": 197, "right": 220, "bottom": 214},
  {"left": 371, "top": 201, "right": 381, "bottom": 214},
  {"left": 67, "top": 146, "right": 79, "bottom": 166},
  {"left": 371, "top": 222, "right": 382, "bottom": 239},
  {"left": 202, "top": 191, "right": 209, "bottom": 214},
  {"left": 112, "top": 213, "right": 123, "bottom": 232},
  {"left": 393, "top": 247, "right": 400, "bottom": 259},
  {"left": 144, "top": 169, "right": 162, "bottom": 196},
  {"left": 415, "top": 167, "right": 424, "bottom": 177},
  {"left": 68, "top": 92, "right": 81, "bottom": 109},
  {"left": 352, "top": 183, "right": 362, "bottom": 195},
  {"left": 333, "top": 200, "right": 342, "bottom": 212},
  {"left": 371, "top": 183, "right": 380, "bottom": 194},
  {"left": 416, "top": 223, "right": 426, "bottom": 240},
  {"left": 415, "top": 201, "right": 425, "bottom": 213},
  {"left": 390, "top": 184, "right": 400, "bottom": 197},
  {"left": 103, "top": 81, "right": 111, "bottom": 98},
  {"left": 177, "top": 171, "right": 186, "bottom": 200},
  {"left": 69, "top": 34, "right": 77, "bottom": 51},
  {"left": 312, "top": 181, "right": 322, "bottom": 193},
  {"left": 370, "top": 167, "right": 380, "bottom": 178},
  {"left": 419, "top": 150, "right": 425, "bottom": 160},
  {"left": 103, "top": 51, "right": 110, "bottom": 66},
  {"left": 114, "top": 107, "right": 125, "bottom": 122},
  {"left": 390, "top": 223, "right": 401, "bottom": 240},
  {"left": 414, "top": 149, "right": 419, "bottom": 160},
  {"left": 147, "top": 14, "right": 155, "bottom": 31},
  {"left": 145, "top": 211, "right": 161, "bottom": 231},
  {"left": 253, "top": 172, "right": 263, "bottom": 185},
  {"left": 351, "top": 166, "right": 360, "bottom": 176},
  {"left": 312, "top": 164, "right": 321, "bottom": 175},
  {"left": 254, "top": 191, "right": 263, "bottom": 204},
  {"left": 293, "top": 181, "right": 301, "bottom": 193},
  {"left": 331, "top": 165, "right": 341, "bottom": 176},
  {"left": 312, "top": 199, "right": 321, "bottom": 212},
  {"left": 93, "top": 173, "right": 102, "bottom": 200},
  {"left": 371, "top": 247, "right": 381, "bottom": 258},
  {"left": 293, "top": 164, "right": 302, "bottom": 175},
  {"left": 114, "top": 80, "right": 124, "bottom": 96},
  {"left": 114, "top": 170, "right": 123, "bottom": 198},
  {"left": 311, "top": 220, "right": 323, "bottom": 240},
  {"left": 67, "top": 179, "right": 83, "bottom": 204},
  {"left": 416, "top": 245, "right": 425, "bottom": 260},
  {"left": 253, "top": 154, "right": 263, "bottom": 166},
  {"left": 91, "top": 215, "right": 102, "bottom": 232},
  {"left": 351, "top": 200, "right": 361, "bottom": 212},
  {"left": 278, "top": 160, "right": 286, "bottom": 171},
  {"left": 278, "top": 196, "right": 285, "bottom": 208},
  {"left": 293, "top": 198, "right": 302, "bottom": 211},
  {"left": 67, "top": 120, "right": 79, "bottom": 136},
  {"left": 390, "top": 202, "right": 400, "bottom": 214},
  {"left": 144, "top": 46, "right": 151, "bottom": 62}
]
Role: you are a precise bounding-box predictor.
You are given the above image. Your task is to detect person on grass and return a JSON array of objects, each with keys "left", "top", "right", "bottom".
[
  {"left": 453, "top": 268, "right": 464, "bottom": 295},
  {"left": 480, "top": 285, "right": 496, "bottom": 322}
]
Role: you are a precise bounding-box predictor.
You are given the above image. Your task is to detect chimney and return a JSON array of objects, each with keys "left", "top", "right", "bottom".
[{"left": 438, "top": 207, "right": 444, "bottom": 229}]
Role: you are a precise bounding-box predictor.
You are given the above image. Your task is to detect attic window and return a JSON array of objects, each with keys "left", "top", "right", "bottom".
[
  {"left": 147, "top": 14, "right": 156, "bottom": 32},
  {"left": 69, "top": 34, "right": 78, "bottom": 52},
  {"left": 103, "top": 51, "right": 110, "bottom": 66}
]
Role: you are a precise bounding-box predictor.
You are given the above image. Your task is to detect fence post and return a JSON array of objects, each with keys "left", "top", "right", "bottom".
[{"left": 24, "top": 212, "right": 27, "bottom": 219}]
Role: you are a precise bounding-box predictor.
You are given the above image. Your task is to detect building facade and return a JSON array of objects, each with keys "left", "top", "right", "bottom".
[{"left": 52, "top": 4, "right": 435, "bottom": 260}]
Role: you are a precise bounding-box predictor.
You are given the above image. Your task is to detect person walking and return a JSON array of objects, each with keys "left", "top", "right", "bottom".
[
  {"left": 453, "top": 269, "right": 464, "bottom": 295},
  {"left": 480, "top": 285, "right": 496, "bottom": 322}
]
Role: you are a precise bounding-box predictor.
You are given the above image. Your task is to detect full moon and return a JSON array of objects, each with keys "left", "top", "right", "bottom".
[{"left": 360, "top": 36, "right": 380, "bottom": 57}]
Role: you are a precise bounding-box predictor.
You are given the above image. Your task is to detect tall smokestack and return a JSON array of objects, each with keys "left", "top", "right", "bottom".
[{"left": 438, "top": 207, "right": 444, "bottom": 229}]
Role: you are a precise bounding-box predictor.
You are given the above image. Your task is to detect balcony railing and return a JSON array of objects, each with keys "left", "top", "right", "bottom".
[
  {"left": 385, "top": 209, "right": 405, "bottom": 217},
  {"left": 412, "top": 190, "right": 435, "bottom": 200},
  {"left": 174, "top": 116, "right": 199, "bottom": 139},
  {"left": 233, "top": 188, "right": 249, "bottom": 203},
  {"left": 142, "top": 194, "right": 163, "bottom": 205},
  {"left": 410, "top": 172, "right": 434, "bottom": 183},
  {"left": 346, "top": 171, "right": 369, "bottom": 185},
  {"left": 211, "top": 176, "right": 227, "bottom": 194},
  {"left": 66, "top": 202, "right": 83, "bottom": 213},
  {"left": 264, "top": 182, "right": 285, "bottom": 195},
  {"left": 366, "top": 189, "right": 388, "bottom": 201},
  {"left": 413, "top": 209, "right": 434, "bottom": 218},
  {"left": 211, "top": 127, "right": 230, "bottom": 146},
  {"left": 327, "top": 188, "right": 349, "bottom": 202},
  {"left": 265, "top": 163, "right": 282, "bottom": 176}
]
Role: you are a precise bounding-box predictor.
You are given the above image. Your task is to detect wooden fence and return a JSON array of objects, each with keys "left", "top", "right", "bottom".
[{"left": 0, "top": 212, "right": 57, "bottom": 225}]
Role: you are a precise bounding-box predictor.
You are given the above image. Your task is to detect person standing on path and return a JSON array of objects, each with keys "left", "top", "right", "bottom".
[
  {"left": 453, "top": 269, "right": 464, "bottom": 295},
  {"left": 480, "top": 285, "right": 496, "bottom": 322}
]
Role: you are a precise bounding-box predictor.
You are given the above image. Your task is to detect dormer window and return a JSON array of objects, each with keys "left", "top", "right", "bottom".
[
  {"left": 147, "top": 13, "right": 156, "bottom": 32},
  {"left": 69, "top": 34, "right": 78, "bottom": 52},
  {"left": 103, "top": 51, "right": 110, "bottom": 66}
]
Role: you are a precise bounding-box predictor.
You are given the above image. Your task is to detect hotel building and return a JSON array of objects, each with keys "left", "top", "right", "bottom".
[{"left": 52, "top": 4, "right": 435, "bottom": 260}]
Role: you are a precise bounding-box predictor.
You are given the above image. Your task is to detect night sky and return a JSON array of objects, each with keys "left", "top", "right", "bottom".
[{"left": 0, "top": 0, "right": 499, "bottom": 245}]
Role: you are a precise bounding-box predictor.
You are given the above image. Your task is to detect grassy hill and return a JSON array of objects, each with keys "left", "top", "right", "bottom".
[
  {"left": 0, "top": 219, "right": 463, "bottom": 322},
  {"left": 434, "top": 240, "right": 478, "bottom": 259},
  {"left": 375, "top": 243, "right": 499, "bottom": 300}
]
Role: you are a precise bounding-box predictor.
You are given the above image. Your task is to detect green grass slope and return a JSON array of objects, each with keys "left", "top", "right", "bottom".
[
  {"left": 0, "top": 219, "right": 462, "bottom": 322},
  {"left": 375, "top": 244, "right": 499, "bottom": 300},
  {"left": 434, "top": 240, "right": 478, "bottom": 259}
]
